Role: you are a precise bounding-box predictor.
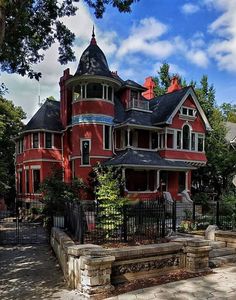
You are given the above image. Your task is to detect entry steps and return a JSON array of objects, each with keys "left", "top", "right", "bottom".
[
  {"left": 170, "top": 233, "right": 236, "bottom": 268},
  {"left": 209, "top": 241, "right": 236, "bottom": 268}
]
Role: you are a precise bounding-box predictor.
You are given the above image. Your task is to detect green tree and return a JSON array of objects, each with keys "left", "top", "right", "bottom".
[
  {"left": 220, "top": 103, "right": 236, "bottom": 123},
  {"left": 40, "top": 167, "right": 85, "bottom": 216},
  {"left": 0, "top": 96, "right": 26, "bottom": 201},
  {"left": 195, "top": 75, "right": 216, "bottom": 118},
  {"left": 153, "top": 62, "right": 171, "bottom": 96},
  {"left": 0, "top": 0, "right": 139, "bottom": 81},
  {"left": 93, "top": 164, "right": 127, "bottom": 238}
]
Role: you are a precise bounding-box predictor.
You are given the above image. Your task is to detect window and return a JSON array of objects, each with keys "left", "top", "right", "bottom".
[
  {"left": 182, "top": 125, "right": 190, "bottom": 150},
  {"left": 32, "top": 133, "right": 39, "bottom": 148},
  {"left": 25, "top": 169, "right": 29, "bottom": 194},
  {"left": 108, "top": 86, "right": 113, "bottom": 101},
  {"left": 17, "top": 139, "right": 24, "bottom": 154},
  {"left": 45, "top": 132, "right": 52, "bottom": 148},
  {"left": 18, "top": 171, "right": 22, "bottom": 194},
  {"left": 33, "top": 169, "right": 40, "bottom": 193},
  {"left": 177, "top": 131, "right": 181, "bottom": 149},
  {"left": 87, "top": 83, "right": 103, "bottom": 98},
  {"left": 73, "top": 84, "right": 86, "bottom": 101},
  {"left": 104, "top": 125, "right": 111, "bottom": 150},
  {"left": 81, "top": 140, "right": 90, "bottom": 165},
  {"left": 180, "top": 106, "right": 196, "bottom": 117},
  {"left": 191, "top": 133, "right": 196, "bottom": 151},
  {"left": 151, "top": 132, "right": 158, "bottom": 149},
  {"left": 167, "top": 133, "right": 174, "bottom": 149},
  {"left": 198, "top": 134, "right": 204, "bottom": 152}
]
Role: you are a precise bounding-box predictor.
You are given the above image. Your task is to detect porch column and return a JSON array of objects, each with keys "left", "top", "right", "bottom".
[
  {"left": 164, "top": 127, "right": 167, "bottom": 149},
  {"left": 156, "top": 170, "right": 160, "bottom": 190},
  {"left": 127, "top": 128, "right": 131, "bottom": 147},
  {"left": 102, "top": 84, "right": 104, "bottom": 99},
  {"left": 185, "top": 171, "right": 189, "bottom": 191}
]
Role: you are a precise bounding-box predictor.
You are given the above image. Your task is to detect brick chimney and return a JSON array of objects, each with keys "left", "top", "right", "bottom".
[
  {"left": 142, "top": 77, "right": 156, "bottom": 100},
  {"left": 167, "top": 76, "right": 181, "bottom": 93}
]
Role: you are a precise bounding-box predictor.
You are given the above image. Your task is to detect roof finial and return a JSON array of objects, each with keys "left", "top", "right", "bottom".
[
  {"left": 90, "top": 25, "right": 97, "bottom": 45},
  {"left": 92, "top": 25, "right": 95, "bottom": 38}
]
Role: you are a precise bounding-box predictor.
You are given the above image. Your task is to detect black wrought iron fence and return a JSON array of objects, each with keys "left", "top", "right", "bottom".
[
  {"left": 193, "top": 201, "right": 234, "bottom": 230},
  {"left": 65, "top": 198, "right": 176, "bottom": 244}
]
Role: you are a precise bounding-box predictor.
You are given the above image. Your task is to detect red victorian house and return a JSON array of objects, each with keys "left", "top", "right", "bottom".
[{"left": 15, "top": 32, "right": 211, "bottom": 205}]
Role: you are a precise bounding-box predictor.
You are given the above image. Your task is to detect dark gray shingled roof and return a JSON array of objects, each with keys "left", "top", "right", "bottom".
[
  {"left": 122, "top": 79, "right": 147, "bottom": 91},
  {"left": 114, "top": 87, "right": 193, "bottom": 127},
  {"left": 23, "top": 100, "right": 63, "bottom": 132},
  {"left": 150, "top": 86, "right": 191, "bottom": 125},
  {"left": 75, "top": 42, "right": 114, "bottom": 78},
  {"left": 113, "top": 97, "right": 152, "bottom": 126},
  {"left": 104, "top": 149, "right": 192, "bottom": 169}
]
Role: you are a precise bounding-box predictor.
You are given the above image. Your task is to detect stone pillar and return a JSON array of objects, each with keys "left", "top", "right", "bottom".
[
  {"left": 185, "top": 239, "right": 212, "bottom": 273},
  {"left": 79, "top": 250, "right": 115, "bottom": 299}
]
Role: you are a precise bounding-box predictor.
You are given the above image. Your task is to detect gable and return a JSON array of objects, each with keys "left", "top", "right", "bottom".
[
  {"left": 151, "top": 87, "right": 211, "bottom": 130},
  {"left": 171, "top": 96, "right": 207, "bottom": 132}
]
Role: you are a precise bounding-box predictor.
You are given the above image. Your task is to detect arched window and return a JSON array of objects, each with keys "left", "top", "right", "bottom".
[{"left": 182, "top": 125, "right": 190, "bottom": 150}]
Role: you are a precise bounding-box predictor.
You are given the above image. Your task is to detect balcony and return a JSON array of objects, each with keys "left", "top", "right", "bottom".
[{"left": 126, "top": 98, "right": 150, "bottom": 111}]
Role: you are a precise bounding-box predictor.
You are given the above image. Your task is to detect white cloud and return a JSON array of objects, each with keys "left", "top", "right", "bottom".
[
  {"left": 116, "top": 17, "right": 174, "bottom": 59},
  {"left": 181, "top": 3, "right": 200, "bottom": 15},
  {"left": 205, "top": 0, "right": 236, "bottom": 72},
  {"left": 174, "top": 35, "right": 209, "bottom": 68}
]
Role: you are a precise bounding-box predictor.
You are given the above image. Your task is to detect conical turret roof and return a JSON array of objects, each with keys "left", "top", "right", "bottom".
[{"left": 75, "top": 29, "right": 113, "bottom": 78}]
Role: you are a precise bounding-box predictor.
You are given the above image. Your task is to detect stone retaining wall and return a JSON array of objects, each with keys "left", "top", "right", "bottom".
[{"left": 51, "top": 228, "right": 211, "bottom": 299}]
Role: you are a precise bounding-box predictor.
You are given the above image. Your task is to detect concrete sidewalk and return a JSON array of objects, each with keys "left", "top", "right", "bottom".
[{"left": 106, "top": 264, "right": 236, "bottom": 300}]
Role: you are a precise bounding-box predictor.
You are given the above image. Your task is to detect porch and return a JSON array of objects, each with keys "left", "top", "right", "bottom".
[
  {"left": 123, "top": 169, "right": 190, "bottom": 201},
  {"left": 104, "top": 148, "right": 194, "bottom": 201}
]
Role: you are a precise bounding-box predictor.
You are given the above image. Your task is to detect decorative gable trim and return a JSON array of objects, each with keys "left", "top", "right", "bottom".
[{"left": 166, "top": 87, "right": 212, "bottom": 131}]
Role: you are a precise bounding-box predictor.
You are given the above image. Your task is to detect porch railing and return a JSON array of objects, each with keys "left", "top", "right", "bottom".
[{"left": 126, "top": 98, "right": 150, "bottom": 111}]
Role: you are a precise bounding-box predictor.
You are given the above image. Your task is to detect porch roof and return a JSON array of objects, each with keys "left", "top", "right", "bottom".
[{"left": 104, "top": 149, "right": 195, "bottom": 170}]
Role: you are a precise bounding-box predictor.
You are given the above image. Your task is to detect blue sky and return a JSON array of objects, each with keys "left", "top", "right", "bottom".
[{"left": 2, "top": 0, "right": 236, "bottom": 121}]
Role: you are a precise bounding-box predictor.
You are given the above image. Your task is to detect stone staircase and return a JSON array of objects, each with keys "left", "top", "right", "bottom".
[
  {"left": 209, "top": 240, "right": 236, "bottom": 268},
  {"left": 170, "top": 233, "right": 236, "bottom": 268}
]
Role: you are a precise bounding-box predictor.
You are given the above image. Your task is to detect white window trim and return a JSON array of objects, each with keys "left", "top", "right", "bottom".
[
  {"left": 179, "top": 106, "right": 197, "bottom": 118},
  {"left": 44, "top": 132, "right": 54, "bottom": 149},
  {"left": 31, "top": 132, "right": 40, "bottom": 149},
  {"left": 31, "top": 165, "right": 41, "bottom": 170},
  {"left": 80, "top": 138, "right": 91, "bottom": 166},
  {"left": 103, "top": 125, "right": 112, "bottom": 150}
]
